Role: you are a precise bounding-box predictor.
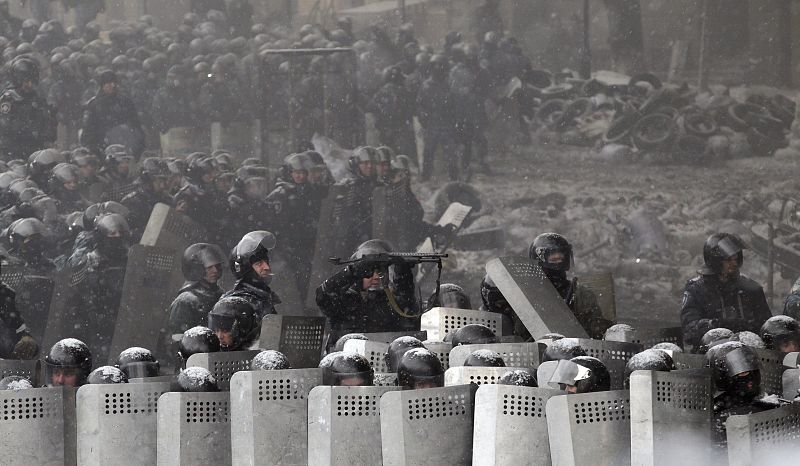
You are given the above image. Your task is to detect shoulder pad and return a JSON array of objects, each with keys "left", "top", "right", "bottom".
[
  {"left": 1, "top": 89, "right": 23, "bottom": 102},
  {"left": 736, "top": 275, "right": 763, "bottom": 292}
]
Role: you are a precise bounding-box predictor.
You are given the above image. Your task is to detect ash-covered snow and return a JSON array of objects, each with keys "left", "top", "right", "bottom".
[
  {"left": 467, "top": 349, "right": 504, "bottom": 365},
  {"left": 118, "top": 347, "right": 151, "bottom": 361},
  {"left": 251, "top": 350, "right": 291, "bottom": 370},
  {"left": 627, "top": 349, "right": 673, "bottom": 371},
  {"left": 181, "top": 366, "right": 216, "bottom": 384},
  {"left": 183, "top": 326, "right": 214, "bottom": 339},
  {"left": 392, "top": 336, "right": 423, "bottom": 346},
  {"left": 319, "top": 351, "right": 342, "bottom": 369},
  {"left": 651, "top": 342, "right": 683, "bottom": 353}
]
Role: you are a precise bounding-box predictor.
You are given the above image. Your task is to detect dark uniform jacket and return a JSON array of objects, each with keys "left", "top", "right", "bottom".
[
  {"left": 168, "top": 281, "right": 223, "bottom": 336},
  {"left": 0, "top": 87, "right": 57, "bottom": 160},
  {"left": 80, "top": 91, "right": 144, "bottom": 156}
]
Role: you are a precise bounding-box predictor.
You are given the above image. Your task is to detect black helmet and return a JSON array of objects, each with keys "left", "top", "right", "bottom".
[
  {"left": 427, "top": 283, "right": 472, "bottom": 311},
  {"left": 50, "top": 162, "right": 80, "bottom": 186},
  {"left": 603, "top": 323, "right": 636, "bottom": 342},
  {"left": 397, "top": 348, "right": 444, "bottom": 389},
  {"left": 230, "top": 231, "right": 276, "bottom": 280},
  {"left": 529, "top": 233, "right": 573, "bottom": 272},
  {"left": 139, "top": 157, "right": 170, "bottom": 182},
  {"left": 10, "top": 57, "right": 39, "bottom": 87},
  {"left": 451, "top": 324, "right": 497, "bottom": 346},
  {"left": 44, "top": 338, "right": 92, "bottom": 387},
  {"left": 208, "top": 296, "right": 258, "bottom": 351},
  {"left": 541, "top": 338, "right": 587, "bottom": 362},
  {"left": 95, "top": 213, "right": 130, "bottom": 236},
  {"left": 87, "top": 366, "right": 128, "bottom": 384},
  {"left": 480, "top": 274, "right": 512, "bottom": 316},
  {"left": 8, "top": 217, "right": 47, "bottom": 247},
  {"left": 385, "top": 336, "right": 425, "bottom": 372},
  {"left": 177, "top": 326, "right": 220, "bottom": 367},
  {"left": 697, "top": 327, "right": 733, "bottom": 354},
  {"left": 706, "top": 341, "right": 760, "bottom": 397},
  {"left": 82, "top": 202, "right": 129, "bottom": 230},
  {"left": 624, "top": 349, "right": 674, "bottom": 388},
  {"left": 182, "top": 243, "right": 224, "bottom": 282},
  {"left": 319, "top": 351, "right": 342, "bottom": 370},
  {"left": 117, "top": 347, "right": 160, "bottom": 379},
  {"left": 549, "top": 356, "right": 610, "bottom": 393},
  {"left": 349, "top": 238, "right": 392, "bottom": 261},
  {"left": 97, "top": 69, "right": 118, "bottom": 86},
  {"left": 760, "top": 316, "right": 800, "bottom": 352},
  {"left": 498, "top": 369, "right": 537, "bottom": 387},
  {"left": 463, "top": 349, "right": 506, "bottom": 367},
  {"left": 347, "top": 146, "right": 378, "bottom": 178},
  {"left": 729, "top": 331, "right": 765, "bottom": 349},
  {"left": 0, "top": 375, "right": 34, "bottom": 391},
  {"left": 177, "top": 366, "right": 219, "bottom": 392},
  {"left": 281, "top": 153, "right": 310, "bottom": 182},
  {"left": 701, "top": 233, "right": 746, "bottom": 275},
  {"left": 250, "top": 350, "right": 291, "bottom": 371},
  {"left": 324, "top": 352, "right": 373, "bottom": 386},
  {"left": 333, "top": 333, "right": 368, "bottom": 352},
  {"left": 29, "top": 149, "right": 65, "bottom": 178}
]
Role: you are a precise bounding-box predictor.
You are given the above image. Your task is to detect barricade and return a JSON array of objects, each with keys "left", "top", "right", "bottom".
[
  {"left": 157, "top": 391, "right": 231, "bottom": 465},
  {"left": 448, "top": 342, "right": 540, "bottom": 369},
  {"left": 726, "top": 403, "right": 800, "bottom": 466},
  {"left": 421, "top": 307, "right": 512, "bottom": 342},
  {"left": 258, "top": 315, "right": 327, "bottom": 368},
  {"left": 185, "top": 350, "right": 260, "bottom": 390},
  {"left": 444, "top": 366, "right": 530, "bottom": 387}
]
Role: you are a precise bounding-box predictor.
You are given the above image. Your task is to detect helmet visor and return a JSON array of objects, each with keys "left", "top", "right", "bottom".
[
  {"left": 724, "top": 348, "right": 759, "bottom": 376},
  {"left": 208, "top": 313, "right": 235, "bottom": 332},
  {"left": 122, "top": 361, "right": 160, "bottom": 379},
  {"left": 718, "top": 236, "right": 745, "bottom": 259},
  {"left": 323, "top": 367, "right": 374, "bottom": 386},
  {"left": 43, "top": 361, "right": 82, "bottom": 387},
  {"left": 548, "top": 359, "right": 591, "bottom": 388},
  {"left": 197, "top": 244, "right": 224, "bottom": 268},
  {"left": 407, "top": 373, "right": 444, "bottom": 389}
]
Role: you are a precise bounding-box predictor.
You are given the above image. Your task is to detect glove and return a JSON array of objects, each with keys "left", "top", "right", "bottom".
[{"left": 12, "top": 335, "right": 38, "bottom": 360}]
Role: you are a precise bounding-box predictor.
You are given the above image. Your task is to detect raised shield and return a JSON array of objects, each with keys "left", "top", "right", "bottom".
[
  {"left": 1, "top": 266, "right": 53, "bottom": 343},
  {"left": 627, "top": 327, "right": 683, "bottom": 349},
  {"left": 755, "top": 348, "right": 786, "bottom": 396},
  {"left": 41, "top": 263, "right": 90, "bottom": 354},
  {"left": 157, "top": 391, "right": 231, "bottom": 465},
  {"left": 472, "top": 384, "right": 562, "bottom": 466},
  {"left": 578, "top": 272, "right": 617, "bottom": 322},
  {"left": 546, "top": 390, "right": 632, "bottom": 466},
  {"left": 77, "top": 381, "right": 171, "bottom": 465},
  {"left": 380, "top": 384, "right": 476, "bottom": 466},
  {"left": 726, "top": 404, "right": 800, "bottom": 466},
  {"left": 629, "top": 369, "right": 714, "bottom": 466},
  {"left": 444, "top": 366, "right": 530, "bottom": 386},
  {"left": 108, "top": 245, "right": 184, "bottom": 365},
  {"left": 0, "top": 359, "right": 40, "bottom": 385},
  {"left": 307, "top": 385, "right": 401, "bottom": 466},
  {"left": 783, "top": 368, "right": 800, "bottom": 399},
  {"left": 420, "top": 307, "right": 512, "bottom": 342},
  {"left": 486, "top": 257, "right": 589, "bottom": 339},
  {"left": 139, "top": 203, "right": 207, "bottom": 251},
  {"left": 258, "top": 315, "right": 327, "bottom": 368},
  {"left": 230, "top": 368, "right": 323, "bottom": 466},
  {"left": 343, "top": 339, "right": 391, "bottom": 372},
  {"left": 102, "top": 183, "right": 138, "bottom": 203},
  {"left": 575, "top": 339, "right": 643, "bottom": 390},
  {"left": 424, "top": 341, "right": 452, "bottom": 370},
  {"left": 185, "top": 350, "right": 260, "bottom": 390},
  {"left": 0, "top": 386, "right": 77, "bottom": 466},
  {"left": 448, "top": 342, "right": 540, "bottom": 369}
]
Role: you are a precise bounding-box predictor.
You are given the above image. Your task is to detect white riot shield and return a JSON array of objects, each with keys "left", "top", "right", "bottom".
[
  {"left": 0, "top": 386, "right": 77, "bottom": 466},
  {"left": 380, "top": 384, "right": 477, "bottom": 466},
  {"left": 546, "top": 390, "right": 631, "bottom": 466},
  {"left": 783, "top": 368, "right": 800, "bottom": 399},
  {"left": 448, "top": 342, "right": 540, "bottom": 369},
  {"left": 307, "top": 385, "right": 401, "bottom": 466},
  {"left": 258, "top": 315, "right": 327, "bottom": 368},
  {"left": 0, "top": 359, "right": 40, "bottom": 385},
  {"left": 157, "top": 391, "right": 231, "bottom": 465},
  {"left": 230, "top": 368, "right": 323, "bottom": 466},
  {"left": 185, "top": 350, "right": 260, "bottom": 390},
  {"left": 671, "top": 353, "right": 706, "bottom": 370},
  {"left": 108, "top": 245, "right": 185, "bottom": 365},
  {"left": 486, "top": 257, "right": 589, "bottom": 339},
  {"left": 425, "top": 341, "right": 452, "bottom": 370},
  {"left": 629, "top": 369, "right": 714, "bottom": 466},
  {"left": 726, "top": 404, "right": 800, "bottom": 466},
  {"left": 576, "top": 339, "right": 643, "bottom": 390},
  {"left": 360, "top": 330, "right": 427, "bottom": 343},
  {"left": 139, "top": 203, "right": 207, "bottom": 251},
  {"left": 444, "top": 366, "right": 530, "bottom": 387},
  {"left": 420, "top": 307, "right": 512, "bottom": 342},
  {"left": 77, "top": 382, "right": 171, "bottom": 465},
  {"left": 159, "top": 126, "right": 209, "bottom": 157},
  {"left": 755, "top": 348, "right": 786, "bottom": 395},
  {"left": 211, "top": 121, "right": 261, "bottom": 163},
  {"left": 473, "top": 384, "right": 563, "bottom": 466},
  {"left": 610, "top": 326, "right": 683, "bottom": 349},
  {"left": 343, "top": 340, "right": 391, "bottom": 372}
]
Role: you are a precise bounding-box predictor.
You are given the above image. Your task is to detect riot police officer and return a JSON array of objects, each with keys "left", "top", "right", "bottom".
[
  {"left": 339, "top": 147, "right": 378, "bottom": 253},
  {"left": 79, "top": 70, "right": 145, "bottom": 158},
  {"left": 417, "top": 54, "right": 457, "bottom": 181},
  {"left": 316, "top": 239, "right": 418, "bottom": 348},
  {"left": 0, "top": 57, "right": 57, "bottom": 160},
  {"left": 43, "top": 338, "right": 92, "bottom": 387},
  {"left": 208, "top": 296, "right": 260, "bottom": 351},
  {"left": 385, "top": 336, "right": 425, "bottom": 372},
  {"left": 324, "top": 352, "right": 373, "bottom": 386},
  {"left": 120, "top": 157, "right": 174, "bottom": 239},
  {"left": 223, "top": 231, "right": 281, "bottom": 320},
  {"left": 451, "top": 323, "right": 497, "bottom": 346},
  {"left": 177, "top": 366, "right": 219, "bottom": 392},
  {"left": 547, "top": 356, "right": 610, "bottom": 394},
  {"left": 176, "top": 326, "right": 220, "bottom": 370},
  {"left": 168, "top": 243, "right": 225, "bottom": 338},
  {"left": 0, "top": 276, "right": 37, "bottom": 359},
  {"left": 367, "top": 66, "right": 414, "bottom": 154},
  {"left": 87, "top": 366, "right": 127, "bottom": 384},
  {"left": 116, "top": 346, "right": 160, "bottom": 379},
  {"left": 426, "top": 283, "right": 471, "bottom": 311},
  {"left": 680, "top": 233, "right": 772, "bottom": 349},
  {"left": 530, "top": 233, "right": 612, "bottom": 339},
  {"left": 760, "top": 315, "right": 800, "bottom": 353},
  {"left": 397, "top": 347, "right": 444, "bottom": 389}
]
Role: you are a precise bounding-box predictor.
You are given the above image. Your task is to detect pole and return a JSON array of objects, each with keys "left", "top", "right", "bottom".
[
  {"left": 767, "top": 222, "right": 775, "bottom": 310},
  {"left": 697, "top": 0, "right": 709, "bottom": 90},
  {"left": 579, "top": 0, "right": 592, "bottom": 79},
  {"left": 398, "top": 0, "right": 407, "bottom": 23}
]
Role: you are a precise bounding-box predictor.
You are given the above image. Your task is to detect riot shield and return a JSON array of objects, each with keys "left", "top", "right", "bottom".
[
  {"left": 0, "top": 359, "right": 39, "bottom": 386},
  {"left": 726, "top": 404, "right": 800, "bottom": 465},
  {"left": 157, "top": 391, "right": 231, "bottom": 465},
  {"left": 420, "top": 307, "right": 513, "bottom": 342},
  {"left": 486, "top": 257, "right": 589, "bottom": 339},
  {"left": 258, "top": 315, "right": 327, "bottom": 368},
  {"left": 76, "top": 381, "right": 171, "bottom": 465},
  {"left": 628, "top": 327, "right": 683, "bottom": 349},
  {"left": 473, "top": 384, "right": 562, "bottom": 466},
  {"left": 42, "top": 264, "right": 89, "bottom": 354},
  {"left": 448, "top": 342, "right": 540, "bottom": 369},
  {"left": 424, "top": 342, "right": 453, "bottom": 370},
  {"left": 307, "top": 385, "right": 401, "bottom": 466},
  {"left": 159, "top": 126, "right": 206, "bottom": 157},
  {"left": 671, "top": 353, "right": 706, "bottom": 370},
  {"left": 185, "top": 350, "right": 260, "bottom": 391},
  {"left": 211, "top": 121, "right": 261, "bottom": 164},
  {"left": 576, "top": 339, "right": 643, "bottom": 390},
  {"left": 380, "top": 384, "right": 476, "bottom": 466},
  {"left": 139, "top": 203, "right": 207, "bottom": 251},
  {"left": 0, "top": 386, "right": 77, "bottom": 466},
  {"left": 578, "top": 272, "right": 617, "bottom": 322},
  {"left": 629, "top": 369, "right": 713, "bottom": 466},
  {"left": 1, "top": 266, "right": 53, "bottom": 343},
  {"left": 230, "top": 368, "right": 323, "bottom": 466},
  {"left": 102, "top": 182, "right": 138, "bottom": 203},
  {"left": 305, "top": 184, "right": 359, "bottom": 309},
  {"left": 782, "top": 368, "right": 800, "bottom": 399},
  {"left": 107, "top": 245, "right": 185, "bottom": 365},
  {"left": 360, "top": 330, "right": 427, "bottom": 343},
  {"left": 128, "top": 375, "right": 177, "bottom": 384},
  {"left": 755, "top": 348, "right": 786, "bottom": 395},
  {"left": 546, "top": 390, "right": 631, "bottom": 466},
  {"left": 444, "top": 366, "right": 530, "bottom": 386},
  {"left": 343, "top": 339, "right": 390, "bottom": 372}
]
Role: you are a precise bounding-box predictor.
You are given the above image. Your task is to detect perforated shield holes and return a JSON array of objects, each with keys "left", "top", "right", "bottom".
[
  {"left": 336, "top": 393, "right": 380, "bottom": 417},
  {"left": 502, "top": 392, "right": 546, "bottom": 417},
  {"left": 756, "top": 348, "right": 785, "bottom": 396},
  {"left": 448, "top": 343, "right": 539, "bottom": 369},
  {"left": 2, "top": 395, "right": 54, "bottom": 420},
  {"left": 726, "top": 404, "right": 800, "bottom": 465},
  {"left": 184, "top": 399, "right": 229, "bottom": 423},
  {"left": 103, "top": 390, "right": 164, "bottom": 415}
]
